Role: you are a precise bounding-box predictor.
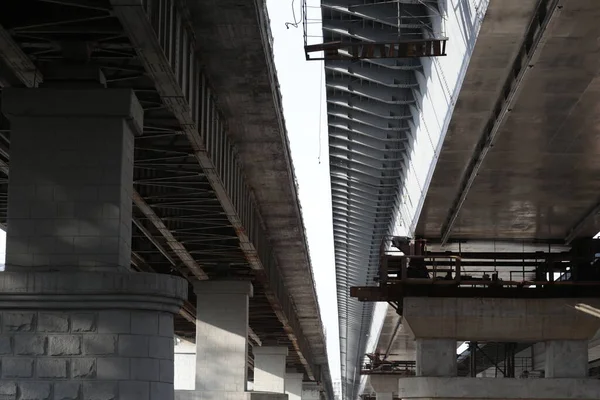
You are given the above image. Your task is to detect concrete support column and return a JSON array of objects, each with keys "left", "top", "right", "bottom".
[
  {"left": 415, "top": 339, "right": 456, "bottom": 377},
  {"left": 545, "top": 340, "right": 588, "bottom": 378},
  {"left": 194, "top": 281, "right": 253, "bottom": 397},
  {"left": 0, "top": 88, "right": 187, "bottom": 400},
  {"left": 253, "top": 346, "right": 288, "bottom": 393},
  {"left": 301, "top": 383, "right": 320, "bottom": 400},
  {"left": 370, "top": 375, "right": 397, "bottom": 400},
  {"left": 284, "top": 373, "right": 303, "bottom": 400},
  {"left": 3, "top": 88, "right": 142, "bottom": 271}
]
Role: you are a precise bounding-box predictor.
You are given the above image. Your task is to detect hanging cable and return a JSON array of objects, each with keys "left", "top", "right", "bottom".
[
  {"left": 318, "top": 60, "right": 324, "bottom": 164},
  {"left": 285, "top": 0, "right": 304, "bottom": 29}
]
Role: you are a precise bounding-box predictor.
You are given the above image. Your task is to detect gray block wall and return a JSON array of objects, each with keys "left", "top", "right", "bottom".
[
  {"left": 0, "top": 310, "right": 175, "bottom": 400},
  {"left": 2, "top": 88, "right": 142, "bottom": 271}
]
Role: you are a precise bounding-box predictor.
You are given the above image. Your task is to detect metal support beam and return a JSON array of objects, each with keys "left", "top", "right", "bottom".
[
  {"left": 469, "top": 342, "right": 477, "bottom": 377},
  {"left": 305, "top": 39, "right": 448, "bottom": 61},
  {"left": 439, "top": 0, "right": 562, "bottom": 244},
  {"left": 131, "top": 227, "right": 262, "bottom": 347},
  {"left": 132, "top": 190, "right": 208, "bottom": 280},
  {"left": 112, "top": 0, "right": 317, "bottom": 380},
  {"left": 0, "top": 23, "right": 42, "bottom": 87}
]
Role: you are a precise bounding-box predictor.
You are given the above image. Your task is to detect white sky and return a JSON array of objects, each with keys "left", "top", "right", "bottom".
[{"left": 266, "top": 0, "right": 342, "bottom": 382}]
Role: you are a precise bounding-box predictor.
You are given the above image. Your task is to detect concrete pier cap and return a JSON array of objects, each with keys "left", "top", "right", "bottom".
[
  {"left": 193, "top": 280, "right": 253, "bottom": 297},
  {"left": 403, "top": 297, "right": 600, "bottom": 341}
]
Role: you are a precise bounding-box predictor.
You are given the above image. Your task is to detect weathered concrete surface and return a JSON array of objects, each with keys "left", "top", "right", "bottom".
[
  {"left": 182, "top": 0, "right": 329, "bottom": 383},
  {"left": 403, "top": 297, "right": 600, "bottom": 341},
  {"left": 370, "top": 375, "right": 399, "bottom": 395},
  {"left": 545, "top": 340, "right": 588, "bottom": 378},
  {"left": 415, "top": 0, "right": 539, "bottom": 238},
  {"left": 253, "top": 346, "right": 288, "bottom": 393},
  {"left": 397, "top": 377, "right": 600, "bottom": 400},
  {"left": 416, "top": 339, "right": 456, "bottom": 377},
  {"left": 177, "top": 391, "right": 250, "bottom": 400},
  {"left": 250, "top": 393, "right": 288, "bottom": 400},
  {"left": 301, "top": 383, "right": 321, "bottom": 400},
  {"left": 194, "top": 281, "right": 253, "bottom": 395},
  {"left": 3, "top": 88, "right": 142, "bottom": 271},
  {"left": 284, "top": 373, "right": 303, "bottom": 400},
  {"left": 417, "top": 0, "right": 600, "bottom": 240},
  {"left": 177, "top": 391, "right": 287, "bottom": 400},
  {"left": 0, "top": 271, "right": 187, "bottom": 400}
]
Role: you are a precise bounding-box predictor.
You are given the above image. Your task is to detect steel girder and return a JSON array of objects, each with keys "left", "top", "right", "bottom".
[{"left": 321, "top": 0, "right": 442, "bottom": 398}]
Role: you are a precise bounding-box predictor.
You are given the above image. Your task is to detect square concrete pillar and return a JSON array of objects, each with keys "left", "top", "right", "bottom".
[
  {"left": 0, "top": 87, "right": 187, "bottom": 400},
  {"left": 301, "top": 383, "right": 320, "bottom": 400},
  {"left": 545, "top": 340, "right": 588, "bottom": 378},
  {"left": 194, "top": 280, "right": 253, "bottom": 395},
  {"left": 416, "top": 339, "right": 456, "bottom": 377},
  {"left": 253, "top": 346, "right": 288, "bottom": 393},
  {"left": 284, "top": 373, "right": 303, "bottom": 400},
  {"left": 2, "top": 88, "right": 143, "bottom": 271}
]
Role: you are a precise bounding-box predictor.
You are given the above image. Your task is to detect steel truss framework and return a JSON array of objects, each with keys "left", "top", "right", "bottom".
[
  {"left": 0, "top": 0, "right": 329, "bottom": 388},
  {"left": 319, "top": 0, "right": 444, "bottom": 397}
]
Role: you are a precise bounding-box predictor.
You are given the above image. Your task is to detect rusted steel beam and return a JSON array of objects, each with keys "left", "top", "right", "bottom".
[
  {"left": 305, "top": 38, "right": 448, "bottom": 61},
  {"left": 351, "top": 283, "right": 600, "bottom": 302},
  {"left": 132, "top": 190, "right": 208, "bottom": 280}
]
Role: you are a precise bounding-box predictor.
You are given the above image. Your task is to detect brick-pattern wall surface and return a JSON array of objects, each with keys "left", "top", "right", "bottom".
[
  {"left": 6, "top": 117, "right": 135, "bottom": 270},
  {"left": 0, "top": 310, "right": 175, "bottom": 400}
]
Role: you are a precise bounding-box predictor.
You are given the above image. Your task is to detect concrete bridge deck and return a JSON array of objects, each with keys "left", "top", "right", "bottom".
[{"left": 416, "top": 0, "right": 600, "bottom": 243}]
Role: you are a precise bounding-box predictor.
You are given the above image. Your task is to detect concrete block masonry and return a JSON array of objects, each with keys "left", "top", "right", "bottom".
[
  {"left": 0, "top": 310, "right": 176, "bottom": 398},
  {"left": 0, "top": 87, "right": 187, "bottom": 400},
  {"left": 0, "top": 270, "right": 187, "bottom": 400}
]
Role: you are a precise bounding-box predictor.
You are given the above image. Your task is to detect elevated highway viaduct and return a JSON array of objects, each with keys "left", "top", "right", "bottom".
[
  {"left": 0, "top": 1, "right": 332, "bottom": 399},
  {"left": 317, "top": 0, "right": 600, "bottom": 398},
  {"left": 368, "top": 0, "right": 600, "bottom": 398}
]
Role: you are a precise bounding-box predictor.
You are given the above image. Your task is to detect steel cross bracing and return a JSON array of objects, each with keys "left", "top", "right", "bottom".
[
  {"left": 0, "top": 0, "right": 330, "bottom": 388},
  {"left": 320, "top": 0, "right": 444, "bottom": 397}
]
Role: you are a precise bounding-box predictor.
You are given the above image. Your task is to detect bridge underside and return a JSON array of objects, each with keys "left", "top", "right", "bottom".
[
  {"left": 0, "top": 0, "right": 330, "bottom": 391},
  {"left": 416, "top": 0, "right": 600, "bottom": 243},
  {"left": 370, "top": 0, "right": 600, "bottom": 395},
  {"left": 319, "top": 0, "right": 445, "bottom": 396}
]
